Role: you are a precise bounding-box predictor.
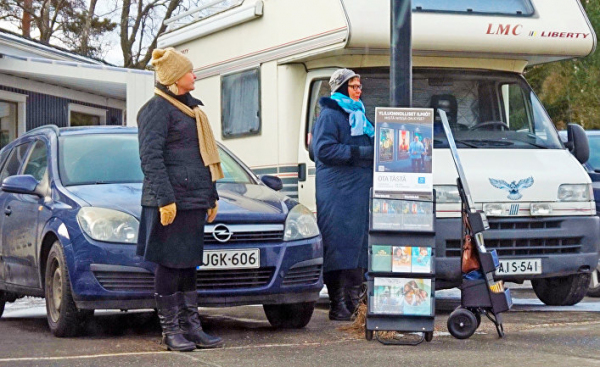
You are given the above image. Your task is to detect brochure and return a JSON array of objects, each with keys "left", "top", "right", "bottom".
[
  {"left": 392, "top": 246, "right": 412, "bottom": 273},
  {"left": 371, "top": 245, "right": 392, "bottom": 272},
  {"left": 371, "top": 277, "right": 433, "bottom": 316},
  {"left": 412, "top": 246, "right": 432, "bottom": 273}
]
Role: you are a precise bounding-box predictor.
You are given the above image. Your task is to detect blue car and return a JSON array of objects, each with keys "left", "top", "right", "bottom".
[
  {"left": 0, "top": 125, "right": 323, "bottom": 336},
  {"left": 560, "top": 129, "right": 600, "bottom": 297}
]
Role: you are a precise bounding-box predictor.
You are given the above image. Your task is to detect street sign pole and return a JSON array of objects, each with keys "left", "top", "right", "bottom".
[{"left": 390, "top": 0, "right": 412, "bottom": 108}]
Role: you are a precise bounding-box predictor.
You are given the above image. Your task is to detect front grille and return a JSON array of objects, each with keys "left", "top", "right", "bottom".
[
  {"left": 282, "top": 265, "right": 322, "bottom": 287},
  {"left": 196, "top": 267, "right": 274, "bottom": 290},
  {"left": 446, "top": 238, "right": 582, "bottom": 257},
  {"left": 93, "top": 271, "right": 154, "bottom": 292},
  {"left": 445, "top": 219, "right": 582, "bottom": 257},
  {"left": 203, "top": 227, "right": 284, "bottom": 244}
]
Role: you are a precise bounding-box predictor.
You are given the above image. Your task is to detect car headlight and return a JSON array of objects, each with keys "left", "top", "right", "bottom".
[
  {"left": 435, "top": 185, "right": 461, "bottom": 203},
  {"left": 284, "top": 204, "right": 320, "bottom": 241},
  {"left": 557, "top": 184, "right": 592, "bottom": 202},
  {"left": 77, "top": 207, "right": 139, "bottom": 244}
]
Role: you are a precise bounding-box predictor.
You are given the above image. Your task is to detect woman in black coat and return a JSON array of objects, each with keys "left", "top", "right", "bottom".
[
  {"left": 312, "top": 68, "right": 374, "bottom": 321},
  {"left": 137, "top": 47, "right": 223, "bottom": 351}
]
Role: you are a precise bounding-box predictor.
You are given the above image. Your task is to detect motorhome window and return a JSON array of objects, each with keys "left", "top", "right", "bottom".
[
  {"left": 305, "top": 79, "right": 329, "bottom": 149},
  {"left": 412, "top": 0, "right": 534, "bottom": 16},
  {"left": 221, "top": 68, "right": 261, "bottom": 139}
]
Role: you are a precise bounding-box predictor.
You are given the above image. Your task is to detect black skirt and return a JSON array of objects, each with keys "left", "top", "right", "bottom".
[{"left": 136, "top": 206, "right": 207, "bottom": 269}]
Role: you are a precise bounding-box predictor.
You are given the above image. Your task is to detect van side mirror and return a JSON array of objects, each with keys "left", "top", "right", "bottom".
[
  {"left": 259, "top": 175, "right": 283, "bottom": 191},
  {"left": 1, "top": 175, "right": 43, "bottom": 197},
  {"left": 565, "top": 123, "right": 589, "bottom": 164}
]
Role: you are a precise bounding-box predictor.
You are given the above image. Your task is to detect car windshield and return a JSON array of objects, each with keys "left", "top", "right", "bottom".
[
  {"left": 59, "top": 133, "right": 254, "bottom": 186},
  {"left": 357, "top": 68, "right": 563, "bottom": 150},
  {"left": 587, "top": 135, "right": 600, "bottom": 171}
]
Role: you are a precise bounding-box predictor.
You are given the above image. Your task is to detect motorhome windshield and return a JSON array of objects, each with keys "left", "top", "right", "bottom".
[{"left": 366, "top": 69, "right": 561, "bottom": 150}]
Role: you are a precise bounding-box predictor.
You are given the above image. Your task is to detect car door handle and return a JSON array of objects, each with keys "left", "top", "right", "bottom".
[{"left": 4, "top": 207, "right": 11, "bottom": 216}]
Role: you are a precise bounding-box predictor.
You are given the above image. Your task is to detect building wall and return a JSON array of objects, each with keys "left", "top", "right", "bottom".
[{"left": 0, "top": 85, "right": 122, "bottom": 130}]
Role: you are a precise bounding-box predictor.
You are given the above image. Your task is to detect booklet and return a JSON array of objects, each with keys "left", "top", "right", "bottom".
[
  {"left": 412, "top": 247, "right": 432, "bottom": 273},
  {"left": 392, "top": 246, "right": 412, "bottom": 273},
  {"left": 371, "top": 245, "right": 392, "bottom": 272}
]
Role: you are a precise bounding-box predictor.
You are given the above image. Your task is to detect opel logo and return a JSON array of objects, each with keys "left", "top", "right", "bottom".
[{"left": 212, "top": 224, "right": 232, "bottom": 243}]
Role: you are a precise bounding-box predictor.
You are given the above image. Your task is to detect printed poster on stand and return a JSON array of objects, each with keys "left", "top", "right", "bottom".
[{"left": 373, "top": 108, "right": 434, "bottom": 200}]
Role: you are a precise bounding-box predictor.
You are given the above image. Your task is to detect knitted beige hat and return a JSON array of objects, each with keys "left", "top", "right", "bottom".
[{"left": 151, "top": 47, "right": 193, "bottom": 86}]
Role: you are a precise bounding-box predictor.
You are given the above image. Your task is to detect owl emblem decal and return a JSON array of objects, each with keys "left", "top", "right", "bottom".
[{"left": 489, "top": 177, "right": 534, "bottom": 200}]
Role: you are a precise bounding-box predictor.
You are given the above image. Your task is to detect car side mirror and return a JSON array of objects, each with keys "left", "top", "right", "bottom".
[
  {"left": 1, "top": 175, "right": 43, "bottom": 197},
  {"left": 259, "top": 175, "right": 283, "bottom": 191},
  {"left": 565, "top": 123, "right": 589, "bottom": 164}
]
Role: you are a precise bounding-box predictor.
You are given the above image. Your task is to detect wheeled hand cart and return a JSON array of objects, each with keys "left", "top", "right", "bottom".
[{"left": 438, "top": 110, "right": 513, "bottom": 339}]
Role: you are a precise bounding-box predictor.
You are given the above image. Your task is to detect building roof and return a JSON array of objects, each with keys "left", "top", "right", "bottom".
[{"left": 0, "top": 27, "right": 109, "bottom": 65}]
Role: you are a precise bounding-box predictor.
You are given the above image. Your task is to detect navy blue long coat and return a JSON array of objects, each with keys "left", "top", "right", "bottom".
[{"left": 312, "top": 97, "right": 374, "bottom": 273}]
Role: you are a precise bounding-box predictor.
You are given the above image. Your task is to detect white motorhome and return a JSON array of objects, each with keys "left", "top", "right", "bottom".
[{"left": 158, "top": 0, "right": 599, "bottom": 306}]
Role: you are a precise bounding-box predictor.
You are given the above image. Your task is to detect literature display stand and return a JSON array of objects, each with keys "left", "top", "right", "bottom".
[{"left": 365, "top": 108, "right": 435, "bottom": 345}]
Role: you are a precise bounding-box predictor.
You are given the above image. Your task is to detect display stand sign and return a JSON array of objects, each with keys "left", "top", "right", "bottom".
[
  {"left": 373, "top": 108, "right": 434, "bottom": 201},
  {"left": 366, "top": 107, "right": 436, "bottom": 345}
]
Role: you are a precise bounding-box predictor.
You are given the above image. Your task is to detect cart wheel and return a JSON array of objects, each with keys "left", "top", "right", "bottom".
[
  {"left": 365, "top": 329, "right": 374, "bottom": 341},
  {"left": 468, "top": 308, "right": 481, "bottom": 328},
  {"left": 424, "top": 331, "right": 434, "bottom": 342},
  {"left": 447, "top": 308, "right": 478, "bottom": 339}
]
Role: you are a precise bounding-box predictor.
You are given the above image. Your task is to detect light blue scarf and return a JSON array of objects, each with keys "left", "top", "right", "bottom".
[{"left": 330, "top": 92, "right": 374, "bottom": 138}]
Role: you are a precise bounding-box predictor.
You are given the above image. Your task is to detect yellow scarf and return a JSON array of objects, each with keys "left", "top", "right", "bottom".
[{"left": 155, "top": 87, "right": 224, "bottom": 182}]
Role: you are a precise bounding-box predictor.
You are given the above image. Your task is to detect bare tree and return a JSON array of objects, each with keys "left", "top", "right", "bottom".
[{"left": 119, "top": 0, "right": 184, "bottom": 69}]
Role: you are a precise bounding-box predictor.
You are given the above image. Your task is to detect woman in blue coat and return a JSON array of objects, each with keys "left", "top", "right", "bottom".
[{"left": 312, "top": 68, "right": 374, "bottom": 320}]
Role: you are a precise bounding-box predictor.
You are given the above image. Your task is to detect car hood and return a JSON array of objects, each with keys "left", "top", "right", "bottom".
[
  {"left": 433, "top": 149, "right": 591, "bottom": 202},
  {"left": 66, "top": 182, "right": 293, "bottom": 223}
]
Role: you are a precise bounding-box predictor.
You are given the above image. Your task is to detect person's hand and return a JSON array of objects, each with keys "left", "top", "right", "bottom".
[
  {"left": 207, "top": 201, "right": 219, "bottom": 223},
  {"left": 159, "top": 203, "right": 177, "bottom": 226}
]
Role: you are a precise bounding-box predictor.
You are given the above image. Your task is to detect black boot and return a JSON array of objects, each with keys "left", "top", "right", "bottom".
[
  {"left": 345, "top": 284, "right": 363, "bottom": 315},
  {"left": 328, "top": 285, "right": 352, "bottom": 321},
  {"left": 179, "top": 291, "right": 224, "bottom": 349},
  {"left": 155, "top": 293, "right": 196, "bottom": 352}
]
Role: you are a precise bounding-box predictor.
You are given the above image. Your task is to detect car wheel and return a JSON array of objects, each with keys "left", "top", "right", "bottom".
[
  {"left": 0, "top": 291, "right": 5, "bottom": 318},
  {"left": 587, "top": 264, "right": 600, "bottom": 297},
  {"left": 263, "top": 302, "right": 315, "bottom": 329},
  {"left": 45, "top": 241, "right": 91, "bottom": 337},
  {"left": 531, "top": 273, "right": 591, "bottom": 306}
]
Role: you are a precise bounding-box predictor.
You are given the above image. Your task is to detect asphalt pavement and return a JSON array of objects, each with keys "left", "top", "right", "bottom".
[{"left": 0, "top": 286, "right": 599, "bottom": 367}]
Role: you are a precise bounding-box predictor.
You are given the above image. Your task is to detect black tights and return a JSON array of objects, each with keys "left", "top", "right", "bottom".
[{"left": 154, "top": 264, "right": 197, "bottom": 295}]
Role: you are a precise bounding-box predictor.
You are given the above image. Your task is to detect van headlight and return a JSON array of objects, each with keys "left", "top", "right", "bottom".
[
  {"left": 284, "top": 204, "right": 320, "bottom": 241},
  {"left": 557, "top": 184, "right": 592, "bottom": 202},
  {"left": 77, "top": 207, "right": 139, "bottom": 244},
  {"left": 435, "top": 185, "right": 461, "bottom": 203}
]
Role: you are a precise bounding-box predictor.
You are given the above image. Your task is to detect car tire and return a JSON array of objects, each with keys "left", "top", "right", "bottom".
[
  {"left": 531, "top": 273, "right": 591, "bottom": 306},
  {"left": 587, "top": 265, "right": 600, "bottom": 297},
  {"left": 45, "top": 241, "right": 91, "bottom": 337},
  {"left": 263, "top": 302, "right": 315, "bottom": 329}
]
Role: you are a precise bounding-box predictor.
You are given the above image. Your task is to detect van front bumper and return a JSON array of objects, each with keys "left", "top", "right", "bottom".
[{"left": 434, "top": 215, "right": 599, "bottom": 289}]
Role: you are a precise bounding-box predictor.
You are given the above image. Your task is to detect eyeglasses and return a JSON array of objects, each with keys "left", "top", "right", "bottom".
[{"left": 348, "top": 84, "right": 363, "bottom": 91}]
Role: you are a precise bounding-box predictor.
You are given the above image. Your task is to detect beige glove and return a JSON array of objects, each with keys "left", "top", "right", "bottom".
[
  {"left": 159, "top": 203, "right": 177, "bottom": 226},
  {"left": 207, "top": 201, "right": 219, "bottom": 223}
]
